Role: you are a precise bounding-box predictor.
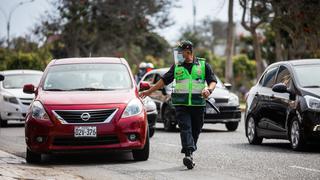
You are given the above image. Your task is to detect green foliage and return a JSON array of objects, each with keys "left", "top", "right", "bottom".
[
  {"left": 0, "top": 37, "right": 52, "bottom": 71},
  {"left": 233, "top": 54, "right": 256, "bottom": 88}
]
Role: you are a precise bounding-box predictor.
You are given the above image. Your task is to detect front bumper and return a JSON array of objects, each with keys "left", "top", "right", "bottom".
[
  {"left": 204, "top": 106, "right": 241, "bottom": 123},
  {"left": 0, "top": 102, "right": 29, "bottom": 121},
  {"left": 302, "top": 110, "right": 320, "bottom": 141},
  {"left": 25, "top": 112, "right": 148, "bottom": 154}
]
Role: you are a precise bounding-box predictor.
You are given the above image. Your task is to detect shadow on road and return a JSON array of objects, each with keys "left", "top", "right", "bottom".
[
  {"left": 0, "top": 123, "right": 24, "bottom": 128},
  {"left": 40, "top": 151, "right": 138, "bottom": 165},
  {"left": 155, "top": 127, "right": 231, "bottom": 133}
]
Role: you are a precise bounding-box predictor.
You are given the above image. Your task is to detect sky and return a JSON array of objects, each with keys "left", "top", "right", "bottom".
[{"left": 0, "top": 0, "right": 244, "bottom": 45}]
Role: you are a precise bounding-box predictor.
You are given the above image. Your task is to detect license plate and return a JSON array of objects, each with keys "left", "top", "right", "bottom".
[
  {"left": 74, "top": 126, "right": 97, "bottom": 137},
  {"left": 206, "top": 107, "right": 218, "bottom": 114}
]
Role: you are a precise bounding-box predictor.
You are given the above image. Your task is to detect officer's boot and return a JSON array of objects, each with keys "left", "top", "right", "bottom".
[{"left": 183, "top": 150, "right": 195, "bottom": 169}]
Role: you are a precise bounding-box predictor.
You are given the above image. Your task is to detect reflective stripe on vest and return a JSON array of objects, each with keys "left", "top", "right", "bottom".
[{"left": 172, "top": 58, "right": 206, "bottom": 106}]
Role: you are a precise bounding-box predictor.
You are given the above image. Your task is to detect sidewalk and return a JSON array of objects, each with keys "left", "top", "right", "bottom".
[{"left": 0, "top": 150, "right": 82, "bottom": 180}]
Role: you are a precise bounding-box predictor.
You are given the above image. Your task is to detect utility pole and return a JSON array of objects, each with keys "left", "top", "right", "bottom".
[
  {"left": 0, "top": 0, "right": 35, "bottom": 48},
  {"left": 192, "top": 0, "right": 196, "bottom": 32}
]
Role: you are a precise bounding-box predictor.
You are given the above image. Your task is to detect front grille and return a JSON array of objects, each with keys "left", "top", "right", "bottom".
[
  {"left": 53, "top": 135, "right": 119, "bottom": 146},
  {"left": 19, "top": 98, "right": 33, "bottom": 106},
  {"left": 53, "top": 109, "right": 117, "bottom": 124},
  {"left": 214, "top": 98, "right": 228, "bottom": 103}
]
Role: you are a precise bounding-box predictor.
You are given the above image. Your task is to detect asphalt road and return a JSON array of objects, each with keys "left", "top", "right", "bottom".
[{"left": 0, "top": 116, "right": 320, "bottom": 180}]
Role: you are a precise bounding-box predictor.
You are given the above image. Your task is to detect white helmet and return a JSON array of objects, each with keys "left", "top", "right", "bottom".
[
  {"left": 139, "top": 62, "right": 147, "bottom": 68},
  {"left": 146, "top": 63, "right": 154, "bottom": 68}
]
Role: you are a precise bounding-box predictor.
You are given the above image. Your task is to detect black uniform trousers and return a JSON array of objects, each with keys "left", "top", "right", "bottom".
[{"left": 175, "top": 105, "right": 205, "bottom": 154}]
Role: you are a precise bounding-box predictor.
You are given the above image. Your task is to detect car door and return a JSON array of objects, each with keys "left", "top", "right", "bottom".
[
  {"left": 268, "top": 65, "right": 292, "bottom": 136},
  {"left": 256, "top": 66, "right": 279, "bottom": 135}
]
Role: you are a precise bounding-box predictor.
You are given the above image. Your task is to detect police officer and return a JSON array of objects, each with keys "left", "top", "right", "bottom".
[
  {"left": 135, "top": 62, "right": 147, "bottom": 83},
  {"left": 140, "top": 40, "right": 217, "bottom": 169}
]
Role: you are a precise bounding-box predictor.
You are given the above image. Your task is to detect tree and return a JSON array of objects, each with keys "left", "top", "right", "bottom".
[
  {"left": 271, "top": 0, "right": 320, "bottom": 59},
  {"left": 36, "top": 0, "right": 174, "bottom": 65},
  {"left": 239, "top": 0, "right": 272, "bottom": 78}
]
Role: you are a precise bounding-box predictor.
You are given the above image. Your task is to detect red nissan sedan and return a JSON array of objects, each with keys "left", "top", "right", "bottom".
[{"left": 23, "top": 57, "right": 149, "bottom": 163}]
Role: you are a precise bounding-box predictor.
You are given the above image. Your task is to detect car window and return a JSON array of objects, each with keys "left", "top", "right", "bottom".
[
  {"left": 3, "top": 74, "right": 42, "bottom": 89},
  {"left": 43, "top": 63, "right": 132, "bottom": 91},
  {"left": 261, "top": 67, "right": 278, "bottom": 88},
  {"left": 294, "top": 64, "right": 320, "bottom": 87},
  {"left": 275, "top": 66, "right": 292, "bottom": 87},
  {"left": 143, "top": 74, "right": 155, "bottom": 84}
]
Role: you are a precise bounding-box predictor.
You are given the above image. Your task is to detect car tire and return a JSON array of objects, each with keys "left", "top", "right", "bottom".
[
  {"left": 225, "top": 122, "right": 239, "bottom": 131},
  {"left": 149, "top": 127, "right": 155, "bottom": 138},
  {"left": 132, "top": 130, "right": 150, "bottom": 161},
  {"left": 163, "top": 106, "right": 176, "bottom": 132},
  {"left": 0, "top": 119, "right": 8, "bottom": 127},
  {"left": 246, "top": 116, "right": 263, "bottom": 145},
  {"left": 26, "top": 148, "right": 42, "bottom": 164},
  {"left": 289, "top": 117, "right": 306, "bottom": 151}
]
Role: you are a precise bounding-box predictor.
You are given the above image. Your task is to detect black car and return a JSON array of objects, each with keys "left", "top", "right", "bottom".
[
  {"left": 245, "top": 59, "right": 320, "bottom": 150},
  {"left": 139, "top": 68, "right": 241, "bottom": 132}
]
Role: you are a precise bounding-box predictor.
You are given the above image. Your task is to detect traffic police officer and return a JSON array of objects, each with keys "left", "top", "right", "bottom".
[{"left": 140, "top": 40, "right": 217, "bottom": 169}]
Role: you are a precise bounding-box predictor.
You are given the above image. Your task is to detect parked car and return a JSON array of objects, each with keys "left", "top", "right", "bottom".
[
  {"left": 138, "top": 68, "right": 241, "bottom": 132},
  {"left": 245, "top": 59, "right": 320, "bottom": 150},
  {"left": 24, "top": 57, "right": 149, "bottom": 163},
  {"left": 142, "top": 96, "right": 157, "bottom": 137},
  {"left": 0, "top": 70, "right": 42, "bottom": 127}
]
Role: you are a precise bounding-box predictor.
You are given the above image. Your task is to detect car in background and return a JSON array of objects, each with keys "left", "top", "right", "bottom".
[
  {"left": 24, "top": 57, "right": 149, "bottom": 163},
  {"left": 245, "top": 59, "right": 320, "bottom": 150},
  {"left": 0, "top": 70, "right": 42, "bottom": 127},
  {"left": 138, "top": 68, "right": 241, "bottom": 132},
  {"left": 142, "top": 96, "right": 157, "bottom": 137}
]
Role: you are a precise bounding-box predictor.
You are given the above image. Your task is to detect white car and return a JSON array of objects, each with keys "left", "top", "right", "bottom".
[{"left": 0, "top": 70, "right": 42, "bottom": 126}]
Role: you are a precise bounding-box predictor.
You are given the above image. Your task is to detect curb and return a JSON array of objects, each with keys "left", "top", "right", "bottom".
[{"left": 0, "top": 150, "right": 82, "bottom": 180}]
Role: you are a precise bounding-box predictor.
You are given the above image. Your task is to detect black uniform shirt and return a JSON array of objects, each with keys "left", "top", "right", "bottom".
[{"left": 161, "top": 57, "right": 217, "bottom": 85}]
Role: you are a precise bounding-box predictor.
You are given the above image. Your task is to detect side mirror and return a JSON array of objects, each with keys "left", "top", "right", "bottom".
[
  {"left": 139, "top": 81, "right": 151, "bottom": 91},
  {"left": 0, "top": 74, "right": 4, "bottom": 81},
  {"left": 23, "top": 84, "right": 35, "bottom": 94},
  {"left": 272, "top": 83, "right": 288, "bottom": 93},
  {"left": 224, "top": 83, "right": 232, "bottom": 90}
]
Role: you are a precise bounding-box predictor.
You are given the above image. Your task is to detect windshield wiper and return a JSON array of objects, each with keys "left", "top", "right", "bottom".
[
  {"left": 303, "top": 85, "right": 320, "bottom": 88},
  {"left": 44, "top": 88, "right": 66, "bottom": 91},
  {"left": 68, "top": 87, "right": 115, "bottom": 91}
]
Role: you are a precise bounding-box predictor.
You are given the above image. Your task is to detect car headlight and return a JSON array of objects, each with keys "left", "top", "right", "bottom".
[
  {"left": 142, "top": 97, "right": 157, "bottom": 112},
  {"left": 304, "top": 95, "right": 320, "bottom": 111},
  {"left": 3, "top": 96, "right": 19, "bottom": 104},
  {"left": 228, "top": 94, "right": 239, "bottom": 106},
  {"left": 31, "top": 101, "right": 50, "bottom": 120},
  {"left": 122, "top": 98, "right": 143, "bottom": 118}
]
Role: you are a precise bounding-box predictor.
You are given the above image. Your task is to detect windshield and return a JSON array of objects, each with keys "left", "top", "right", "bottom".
[
  {"left": 294, "top": 65, "right": 320, "bottom": 88},
  {"left": 43, "top": 64, "right": 132, "bottom": 91},
  {"left": 3, "top": 74, "right": 42, "bottom": 89}
]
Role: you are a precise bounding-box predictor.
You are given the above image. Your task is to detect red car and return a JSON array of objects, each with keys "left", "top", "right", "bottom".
[{"left": 23, "top": 57, "right": 149, "bottom": 163}]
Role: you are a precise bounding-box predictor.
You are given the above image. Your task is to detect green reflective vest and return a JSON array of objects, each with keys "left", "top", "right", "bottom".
[{"left": 171, "top": 58, "right": 206, "bottom": 106}]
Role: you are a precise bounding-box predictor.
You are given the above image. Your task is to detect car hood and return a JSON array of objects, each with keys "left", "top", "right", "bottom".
[
  {"left": 37, "top": 89, "right": 137, "bottom": 105},
  {"left": 209, "top": 87, "right": 230, "bottom": 99},
  {"left": 2, "top": 88, "right": 34, "bottom": 99},
  {"left": 301, "top": 88, "right": 320, "bottom": 99}
]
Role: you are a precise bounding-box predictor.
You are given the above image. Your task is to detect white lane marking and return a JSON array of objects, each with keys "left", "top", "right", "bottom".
[
  {"left": 156, "top": 142, "right": 180, "bottom": 147},
  {"left": 290, "top": 165, "right": 320, "bottom": 173}
]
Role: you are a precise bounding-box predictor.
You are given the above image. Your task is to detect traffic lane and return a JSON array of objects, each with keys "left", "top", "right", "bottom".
[{"left": 0, "top": 118, "right": 319, "bottom": 179}]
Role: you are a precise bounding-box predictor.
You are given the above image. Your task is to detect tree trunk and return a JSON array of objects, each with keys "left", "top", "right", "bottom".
[
  {"left": 252, "top": 30, "right": 264, "bottom": 79},
  {"left": 275, "top": 28, "right": 283, "bottom": 61},
  {"left": 225, "top": 0, "right": 234, "bottom": 84}
]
